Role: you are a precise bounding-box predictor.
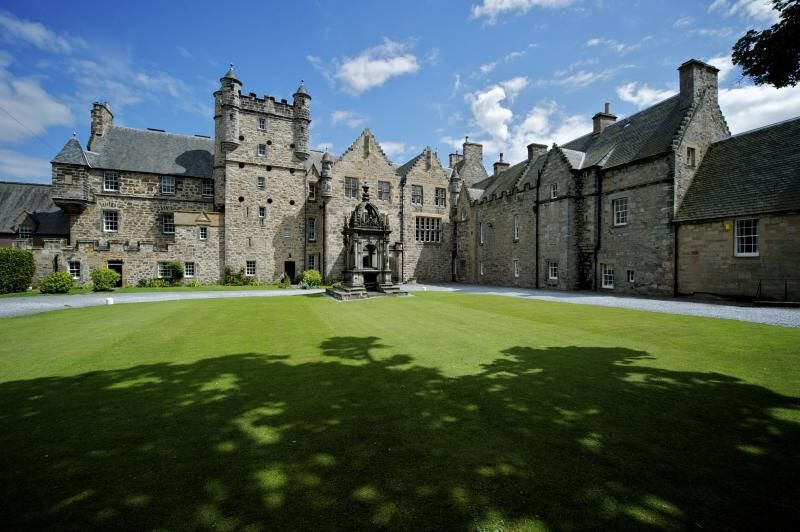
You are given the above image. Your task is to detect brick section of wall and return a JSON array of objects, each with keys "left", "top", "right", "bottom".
[{"left": 677, "top": 213, "right": 800, "bottom": 299}]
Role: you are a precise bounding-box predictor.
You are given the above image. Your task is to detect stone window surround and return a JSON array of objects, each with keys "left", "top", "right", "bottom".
[
  {"left": 612, "top": 197, "right": 629, "bottom": 226},
  {"left": 627, "top": 269, "right": 635, "bottom": 283},
  {"left": 68, "top": 260, "right": 81, "bottom": 280},
  {"left": 157, "top": 262, "right": 170, "bottom": 278},
  {"left": 199, "top": 226, "right": 208, "bottom": 240},
  {"left": 257, "top": 176, "right": 265, "bottom": 190},
  {"left": 479, "top": 222, "right": 485, "bottom": 245},
  {"left": 434, "top": 187, "right": 446, "bottom": 207},
  {"left": 103, "top": 210, "right": 119, "bottom": 232},
  {"left": 184, "top": 262, "right": 195, "bottom": 278},
  {"left": 202, "top": 179, "right": 214, "bottom": 197},
  {"left": 734, "top": 218, "right": 759, "bottom": 257},
  {"left": 411, "top": 185, "right": 424, "bottom": 206},
  {"left": 308, "top": 254, "right": 316, "bottom": 271},
  {"left": 513, "top": 259, "right": 520, "bottom": 278},
  {"left": 513, "top": 214, "right": 520, "bottom": 242},
  {"left": 415, "top": 216, "right": 441, "bottom": 243},
  {"left": 601, "top": 263, "right": 615, "bottom": 288},
  {"left": 162, "top": 213, "right": 175, "bottom": 234},
  {"left": 258, "top": 117, "right": 266, "bottom": 130},
  {"left": 257, "top": 144, "right": 266, "bottom": 157},
  {"left": 378, "top": 180, "right": 391, "bottom": 202},
  {"left": 308, "top": 183, "right": 317, "bottom": 201},
  {"left": 104, "top": 171, "right": 120, "bottom": 192},
  {"left": 345, "top": 177, "right": 359, "bottom": 199},
  {"left": 161, "top": 175, "right": 176, "bottom": 195},
  {"left": 245, "top": 260, "right": 256, "bottom": 276},
  {"left": 259, "top": 206, "right": 266, "bottom": 219},
  {"left": 308, "top": 218, "right": 316, "bottom": 241},
  {"left": 550, "top": 183, "right": 558, "bottom": 199},
  {"left": 548, "top": 261, "right": 558, "bottom": 280},
  {"left": 686, "top": 146, "right": 697, "bottom": 168}
]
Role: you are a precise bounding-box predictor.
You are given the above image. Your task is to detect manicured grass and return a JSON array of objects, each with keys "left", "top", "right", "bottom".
[
  {"left": 0, "top": 293, "right": 798, "bottom": 530},
  {"left": 0, "top": 283, "right": 289, "bottom": 298}
]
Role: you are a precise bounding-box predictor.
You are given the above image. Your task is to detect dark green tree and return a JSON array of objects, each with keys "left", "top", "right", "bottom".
[{"left": 732, "top": 0, "right": 800, "bottom": 88}]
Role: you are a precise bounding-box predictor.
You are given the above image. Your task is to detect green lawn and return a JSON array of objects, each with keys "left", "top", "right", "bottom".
[
  {"left": 0, "top": 283, "right": 289, "bottom": 298},
  {"left": 1, "top": 293, "right": 798, "bottom": 531}
]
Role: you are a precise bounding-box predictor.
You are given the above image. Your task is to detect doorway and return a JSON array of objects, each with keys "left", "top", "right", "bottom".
[
  {"left": 107, "top": 261, "right": 123, "bottom": 287},
  {"left": 284, "top": 260, "right": 296, "bottom": 282}
]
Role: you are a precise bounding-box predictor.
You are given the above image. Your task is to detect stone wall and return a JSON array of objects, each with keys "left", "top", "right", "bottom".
[
  {"left": 536, "top": 150, "right": 577, "bottom": 290},
  {"left": 677, "top": 213, "right": 800, "bottom": 299}
]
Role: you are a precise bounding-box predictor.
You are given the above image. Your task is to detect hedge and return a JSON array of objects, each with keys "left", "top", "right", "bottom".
[{"left": 0, "top": 248, "right": 35, "bottom": 294}]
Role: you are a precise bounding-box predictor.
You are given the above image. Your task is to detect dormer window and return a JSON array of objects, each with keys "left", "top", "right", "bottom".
[{"left": 17, "top": 225, "right": 32, "bottom": 239}]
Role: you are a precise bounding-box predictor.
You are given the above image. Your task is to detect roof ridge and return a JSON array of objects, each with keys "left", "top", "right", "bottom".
[
  {"left": 107, "top": 124, "right": 214, "bottom": 141},
  {"left": 716, "top": 115, "right": 800, "bottom": 141},
  {"left": 0, "top": 180, "right": 51, "bottom": 186}
]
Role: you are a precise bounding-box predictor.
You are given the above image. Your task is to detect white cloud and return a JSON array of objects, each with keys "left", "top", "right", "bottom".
[
  {"left": 470, "top": 85, "right": 514, "bottom": 142},
  {"left": 451, "top": 73, "right": 462, "bottom": 97},
  {"left": 330, "top": 110, "right": 369, "bottom": 129},
  {"left": 0, "top": 149, "right": 52, "bottom": 182},
  {"left": 477, "top": 49, "right": 527, "bottom": 77},
  {"left": 616, "top": 82, "right": 677, "bottom": 108},
  {"left": 720, "top": 84, "right": 800, "bottom": 133},
  {"left": 471, "top": 0, "right": 576, "bottom": 24},
  {"left": 586, "top": 37, "right": 643, "bottom": 54},
  {"left": 707, "top": 54, "right": 736, "bottom": 83},
  {"left": 0, "top": 10, "right": 79, "bottom": 54},
  {"left": 315, "top": 142, "right": 333, "bottom": 152},
  {"left": 0, "top": 67, "right": 72, "bottom": 142},
  {"left": 500, "top": 76, "right": 529, "bottom": 99},
  {"left": 709, "top": 0, "right": 779, "bottom": 23},
  {"left": 380, "top": 141, "right": 408, "bottom": 159},
  {"left": 334, "top": 38, "right": 419, "bottom": 94},
  {"left": 690, "top": 27, "right": 734, "bottom": 38},
  {"left": 540, "top": 65, "right": 631, "bottom": 90},
  {"left": 479, "top": 61, "right": 497, "bottom": 74},
  {"left": 673, "top": 16, "right": 695, "bottom": 27}
]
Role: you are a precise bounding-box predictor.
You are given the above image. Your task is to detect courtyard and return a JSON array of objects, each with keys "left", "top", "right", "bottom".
[{"left": 0, "top": 292, "right": 798, "bottom": 530}]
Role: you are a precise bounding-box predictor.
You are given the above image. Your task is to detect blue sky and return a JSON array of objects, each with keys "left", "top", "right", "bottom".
[{"left": 1, "top": 0, "right": 797, "bottom": 183}]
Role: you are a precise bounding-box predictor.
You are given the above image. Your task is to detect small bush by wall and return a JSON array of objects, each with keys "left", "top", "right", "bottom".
[
  {"left": 0, "top": 248, "right": 35, "bottom": 294},
  {"left": 302, "top": 269, "right": 322, "bottom": 287},
  {"left": 91, "top": 268, "right": 120, "bottom": 292},
  {"left": 39, "top": 272, "right": 74, "bottom": 294}
]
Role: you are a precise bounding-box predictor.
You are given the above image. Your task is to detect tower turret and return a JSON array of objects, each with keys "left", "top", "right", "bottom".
[
  {"left": 319, "top": 151, "right": 333, "bottom": 199},
  {"left": 293, "top": 81, "right": 311, "bottom": 160},
  {"left": 215, "top": 64, "right": 241, "bottom": 155}
]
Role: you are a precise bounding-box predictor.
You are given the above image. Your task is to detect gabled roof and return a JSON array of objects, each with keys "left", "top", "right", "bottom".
[
  {"left": 0, "top": 182, "right": 68, "bottom": 235},
  {"left": 52, "top": 138, "right": 90, "bottom": 166},
  {"left": 562, "top": 95, "right": 689, "bottom": 169},
  {"left": 674, "top": 117, "right": 800, "bottom": 222},
  {"left": 396, "top": 152, "right": 425, "bottom": 177},
  {"left": 482, "top": 160, "right": 529, "bottom": 198},
  {"left": 453, "top": 155, "right": 489, "bottom": 186},
  {"left": 86, "top": 126, "right": 214, "bottom": 178},
  {"left": 305, "top": 149, "right": 339, "bottom": 174}
]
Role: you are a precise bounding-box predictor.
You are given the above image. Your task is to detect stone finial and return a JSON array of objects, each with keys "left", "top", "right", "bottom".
[{"left": 361, "top": 182, "right": 370, "bottom": 201}]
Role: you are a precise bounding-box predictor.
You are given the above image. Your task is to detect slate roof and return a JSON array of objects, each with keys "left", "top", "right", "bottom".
[
  {"left": 86, "top": 126, "right": 214, "bottom": 178},
  {"left": 396, "top": 152, "right": 424, "bottom": 177},
  {"left": 562, "top": 95, "right": 688, "bottom": 169},
  {"left": 482, "top": 160, "right": 529, "bottom": 198},
  {"left": 305, "top": 149, "right": 339, "bottom": 174},
  {"left": 52, "top": 138, "right": 91, "bottom": 166},
  {"left": 453, "top": 156, "right": 489, "bottom": 186},
  {"left": 674, "top": 117, "right": 800, "bottom": 222},
  {"left": 0, "top": 182, "right": 68, "bottom": 235}
]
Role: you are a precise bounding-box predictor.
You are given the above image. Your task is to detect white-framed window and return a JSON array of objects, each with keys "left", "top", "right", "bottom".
[
  {"left": 345, "top": 177, "right": 358, "bottom": 199},
  {"left": 257, "top": 144, "right": 266, "bottom": 157},
  {"left": 378, "top": 180, "right": 391, "bottom": 201},
  {"left": 548, "top": 261, "right": 558, "bottom": 280},
  {"left": 157, "top": 262, "right": 170, "bottom": 278},
  {"left": 411, "top": 185, "right": 423, "bottom": 205},
  {"left": 104, "top": 171, "right": 120, "bottom": 192},
  {"left": 259, "top": 206, "right": 266, "bottom": 219},
  {"left": 308, "top": 218, "right": 316, "bottom": 241},
  {"left": 480, "top": 261, "right": 484, "bottom": 276},
  {"left": 627, "top": 269, "right": 635, "bottom": 283},
  {"left": 734, "top": 218, "right": 759, "bottom": 257},
  {"left": 103, "top": 210, "right": 119, "bottom": 232},
  {"left": 613, "top": 197, "right": 628, "bottom": 226},
  {"left": 161, "top": 175, "right": 176, "bottom": 195},
  {"left": 68, "top": 260, "right": 81, "bottom": 280},
  {"left": 199, "top": 226, "right": 208, "bottom": 240},
  {"left": 258, "top": 117, "right": 266, "bottom": 130},
  {"left": 257, "top": 176, "right": 265, "bottom": 190},
  {"left": 184, "top": 262, "right": 195, "bottom": 278},
  {"left": 415, "top": 216, "right": 441, "bottom": 243},
  {"left": 308, "top": 183, "right": 316, "bottom": 201},
  {"left": 162, "top": 213, "right": 175, "bottom": 234},
  {"left": 202, "top": 179, "right": 214, "bottom": 197},
  {"left": 17, "top": 225, "right": 32, "bottom": 239},
  {"left": 550, "top": 183, "right": 558, "bottom": 199},
  {"left": 686, "top": 146, "right": 696, "bottom": 167},
  {"left": 513, "top": 259, "right": 520, "bottom": 278},
  {"left": 435, "top": 187, "right": 446, "bottom": 207},
  {"left": 479, "top": 222, "right": 485, "bottom": 245},
  {"left": 308, "top": 254, "right": 316, "bottom": 271},
  {"left": 513, "top": 214, "right": 520, "bottom": 241},
  {"left": 601, "top": 263, "right": 615, "bottom": 288},
  {"left": 245, "top": 260, "right": 256, "bottom": 276}
]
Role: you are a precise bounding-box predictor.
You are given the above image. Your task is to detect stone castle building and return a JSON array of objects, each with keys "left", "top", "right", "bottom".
[{"left": 3, "top": 59, "right": 798, "bottom": 299}]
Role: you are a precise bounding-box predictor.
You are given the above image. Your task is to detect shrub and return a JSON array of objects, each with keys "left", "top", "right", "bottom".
[
  {"left": 223, "top": 266, "right": 255, "bottom": 286},
  {"left": 38, "top": 271, "right": 74, "bottom": 294},
  {"left": 91, "top": 268, "right": 120, "bottom": 292},
  {"left": 302, "top": 269, "right": 322, "bottom": 287},
  {"left": 186, "top": 279, "right": 201, "bottom": 288},
  {"left": 0, "top": 248, "right": 35, "bottom": 294},
  {"left": 280, "top": 274, "right": 292, "bottom": 288},
  {"left": 165, "top": 261, "right": 184, "bottom": 285}
]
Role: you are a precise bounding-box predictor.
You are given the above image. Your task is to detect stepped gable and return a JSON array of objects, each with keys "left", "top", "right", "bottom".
[
  {"left": 675, "top": 117, "right": 800, "bottom": 222},
  {"left": 0, "top": 182, "right": 68, "bottom": 235},
  {"left": 52, "top": 138, "right": 91, "bottom": 166},
  {"left": 562, "top": 95, "right": 689, "bottom": 170},
  {"left": 87, "top": 126, "right": 214, "bottom": 178}
]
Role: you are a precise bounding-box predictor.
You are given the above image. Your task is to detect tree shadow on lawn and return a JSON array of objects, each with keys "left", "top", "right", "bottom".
[{"left": 1, "top": 337, "right": 798, "bottom": 531}]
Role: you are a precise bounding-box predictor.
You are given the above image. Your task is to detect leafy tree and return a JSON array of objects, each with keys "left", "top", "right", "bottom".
[{"left": 732, "top": 0, "right": 800, "bottom": 88}]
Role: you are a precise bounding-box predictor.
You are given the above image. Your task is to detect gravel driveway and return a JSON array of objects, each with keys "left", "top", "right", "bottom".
[{"left": 1, "top": 283, "right": 798, "bottom": 328}]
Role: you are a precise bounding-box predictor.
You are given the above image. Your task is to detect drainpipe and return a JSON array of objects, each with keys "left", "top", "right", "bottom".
[
  {"left": 535, "top": 168, "right": 542, "bottom": 289},
  {"left": 594, "top": 170, "right": 602, "bottom": 291}
]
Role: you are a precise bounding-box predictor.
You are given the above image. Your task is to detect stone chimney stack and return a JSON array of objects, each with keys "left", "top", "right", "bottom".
[
  {"left": 678, "top": 59, "right": 719, "bottom": 109},
  {"left": 592, "top": 102, "right": 617, "bottom": 134},
  {"left": 493, "top": 153, "right": 510, "bottom": 176},
  {"left": 448, "top": 152, "right": 464, "bottom": 168},
  {"left": 462, "top": 138, "right": 483, "bottom": 164},
  {"left": 527, "top": 143, "right": 547, "bottom": 160},
  {"left": 89, "top": 102, "right": 113, "bottom": 150}
]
